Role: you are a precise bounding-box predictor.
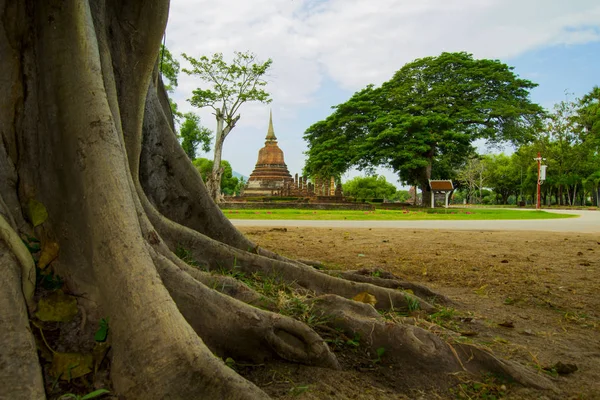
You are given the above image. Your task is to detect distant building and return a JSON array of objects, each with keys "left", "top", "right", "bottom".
[{"left": 243, "top": 111, "right": 293, "bottom": 196}]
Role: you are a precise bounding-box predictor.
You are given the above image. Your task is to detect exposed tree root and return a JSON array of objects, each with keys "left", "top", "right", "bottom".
[
  {"left": 309, "top": 295, "right": 556, "bottom": 391},
  {"left": 138, "top": 147, "right": 439, "bottom": 316},
  {"left": 0, "top": 214, "right": 36, "bottom": 311},
  {"left": 154, "top": 251, "right": 339, "bottom": 369},
  {"left": 0, "top": 242, "right": 46, "bottom": 400},
  {"left": 324, "top": 268, "right": 452, "bottom": 304}
]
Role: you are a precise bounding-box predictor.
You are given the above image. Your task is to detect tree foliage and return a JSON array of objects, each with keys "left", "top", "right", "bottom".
[
  {"left": 576, "top": 86, "right": 600, "bottom": 140},
  {"left": 183, "top": 51, "right": 273, "bottom": 202},
  {"left": 193, "top": 158, "right": 241, "bottom": 195},
  {"left": 454, "top": 87, "right": 600, "bottom": 206},
  {"left": 158, "top": 46, "right": 213, "bottom": 160},
  {"left": 159, "top": 45, "right": 180, "bottom": 93},
  {"left": 180, "top": 113, "right": 212, "bottom": 160},
  {"left": 304, "top": 52, "right": 544, "bottom": 205},
  {"left": 482, "top": 154, "right": 521, "bottom": 204},
  {"left": 342, "top": 175, "right": 397, "bottom": 200}
]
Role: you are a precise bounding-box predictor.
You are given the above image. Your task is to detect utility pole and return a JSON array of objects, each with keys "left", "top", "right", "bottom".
[{"left": 534, "top": 152, "right": 547, "bottom": 210}]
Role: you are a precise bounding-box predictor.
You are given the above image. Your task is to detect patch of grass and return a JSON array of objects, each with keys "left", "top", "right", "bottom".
[
  {"left": 223, "top": 208, "right": 576, "bottom": 221},
  {"left": 212, "top": 267, "right": 328, "bottom": 329},
  {"left": 451, "top": 373, "right": 511, "bottom": 399},
  {"left": 174, "top": 245, "right": 199, "bottom": 267},
  {"left": 405, "top": 295, "right": 421, "bottom": 312},
  {"left": 428, "top": 307, "right": 461, "bottom": 331},
  {"left": 289, "top": 385, "right": 310, "bottom": 396},
  {"left": 279, "top": 296, "right": 329, "bottom": 328},
  {"left": 503, "top": 297, "right": 517, "bottom": 305},
  {"left": 563, "top": 311, "right": 598, "bottom": 329},
  {"left": 345, "top": 333, "right": 361, "bottom": 348}
]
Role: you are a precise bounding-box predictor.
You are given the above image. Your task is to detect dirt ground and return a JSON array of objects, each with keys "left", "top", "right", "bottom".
[{"left": 239, "top": 227, "right": 600, "bottom": 399}]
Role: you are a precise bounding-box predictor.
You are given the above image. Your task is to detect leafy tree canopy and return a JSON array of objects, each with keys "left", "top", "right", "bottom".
[
  {"left": 304, "top": 52, "right": 544, "bottom": 203},
  {"left": 193, "top": 158, "right": 241, "bottom": 195},
  {"left": 182, "top": 51, "right": 272, "bottom": 201},
  {"left": 180, "top": 112, "right": 212, "bottom": 160},
  {"left": 576, "top": 86, "right": 600, "bottom": 144},
  {"left": 342, "top": 175, "right": 397, "bottom": 200},
  {"left": 159, "top": 44, "right": 180, "bottom": 93}
]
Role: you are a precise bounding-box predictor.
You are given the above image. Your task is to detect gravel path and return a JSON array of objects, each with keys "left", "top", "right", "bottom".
[{"left": 230, "top": 209, "right": 600, "bottom": 233}]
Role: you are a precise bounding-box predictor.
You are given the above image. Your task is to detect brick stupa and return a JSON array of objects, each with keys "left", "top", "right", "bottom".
[{"left": 243, "top": 111, "right": 293, "bottom": 196}]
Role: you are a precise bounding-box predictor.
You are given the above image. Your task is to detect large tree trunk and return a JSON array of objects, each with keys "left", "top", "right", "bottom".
[
  {"left": 207, "top": 131, "right": 225, "bottom": 203},
  {"left": 0, "top": 1, "right": 555, "bottom": 399},
  {"left": 418, "top": 164, "right": 433, "bottom": 208}
]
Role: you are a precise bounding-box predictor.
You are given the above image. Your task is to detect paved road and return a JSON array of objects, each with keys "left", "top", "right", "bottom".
[{"left": 230, "top": 209, "right": 600, "bottom": 233}]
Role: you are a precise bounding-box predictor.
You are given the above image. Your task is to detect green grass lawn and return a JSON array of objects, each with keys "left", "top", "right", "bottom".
[{"left": 222, "top": 208, "right": 577, "bottom": 221}]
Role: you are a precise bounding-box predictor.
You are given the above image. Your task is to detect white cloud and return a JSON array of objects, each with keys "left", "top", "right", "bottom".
[{"left": 165, "top": 0, "right": 600, "bottom": 180}]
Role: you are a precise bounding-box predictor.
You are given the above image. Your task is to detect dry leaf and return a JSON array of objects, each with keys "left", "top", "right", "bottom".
[
  {"left": 28, "top": 199, "right": 48, "bottom": 227},
  {"left": 38, "top": 241, "right": 59, "bottom": 269},
  {"left": 35, "top": 290, "right": 78, "bottom": 322},
  {"left": 50, "top": 352, "right": 93, "bottom": 380},
  {"left": 353, "top": 291, "right": 377, "bottom": 306}
]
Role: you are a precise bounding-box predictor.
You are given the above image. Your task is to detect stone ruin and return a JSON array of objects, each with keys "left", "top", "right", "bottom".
[{"left": 241, "top": 111, "right": 344, "bottom": 201}]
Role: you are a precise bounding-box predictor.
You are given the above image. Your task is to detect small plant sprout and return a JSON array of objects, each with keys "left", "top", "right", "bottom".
[
  {"left": 58, "top": 389, "right": 110, "bottom": 400},
  {"left": 94, "top": 317, "right": 109, "bottom": 342},
  {"left": 374, "top": 347, "right": 386, "bottom": 363}
]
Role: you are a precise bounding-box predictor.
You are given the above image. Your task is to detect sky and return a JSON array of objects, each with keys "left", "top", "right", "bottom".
[{"left": 165, "top": 0, "right": 600, "bottom": 187}]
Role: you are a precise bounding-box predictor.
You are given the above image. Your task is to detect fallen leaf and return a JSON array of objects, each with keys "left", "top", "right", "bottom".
[
  {"left": 28, "top": 199, "right": 48, "bottom": 227},
  {"left": 35, "top": 290, "right": 78, "bottom": 322},
  {"left": 50, "top": 352, "right": 93, "bottom": 380},
  {"left": 474, "top": 284, "right": 488, "bottom": 297},
  {"left": 93, "top": 342, "right": 110, "bottom": 373},
  {"left": 353, "top": 291, "right": 377, "bottom": 306},
  {"left": 38, "top": 241, "right": 59, "bottom": 269}
]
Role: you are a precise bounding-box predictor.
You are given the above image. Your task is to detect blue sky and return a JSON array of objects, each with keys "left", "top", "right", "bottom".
[{"left": 165, "top": 0, "right": 600, "bottom": 187}]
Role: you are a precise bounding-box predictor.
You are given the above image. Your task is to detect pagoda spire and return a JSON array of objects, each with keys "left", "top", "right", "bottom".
[{"left": 265, "top": 109, "right": 277, "bottom": 141}]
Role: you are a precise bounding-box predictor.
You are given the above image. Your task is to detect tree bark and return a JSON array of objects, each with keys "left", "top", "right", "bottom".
[
  {"left": 206, "top": 111, "right": 226, "bottom": 202},
  {"left": 418, "top": 162, "right": 433, "bottom": 208}
]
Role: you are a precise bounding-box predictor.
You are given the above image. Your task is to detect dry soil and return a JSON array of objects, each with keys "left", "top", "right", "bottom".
[{"left": 238, "top": 227, "right": 600, "bottom": 400}]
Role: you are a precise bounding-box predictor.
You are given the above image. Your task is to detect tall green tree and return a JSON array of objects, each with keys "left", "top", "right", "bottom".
[
  {"left": 304, "top": 52, "right": 544, "bottom": 205},
  {"left": 482, "top": 154, "right": 521, "bottom": 204},
  {"left": 183, "top": 51, "right": 272, "bottom": 202},
  {"left": 576, "top": 86, "right": 600, "bottom": 139},
  {"left": 159, "top": 45, "right": 183, "bottom": 125},
  {"left": 159, "top": 44, "right": 180, "bottom": 93},
  {"left": 576, "top": 87, "right": 600, "bottom": 205},
  {"left": 456, "top": 157, "right": 486, "bottom": 203},
  {"left": 158, "top": 46, "right": 212, "bottom": 160},
  {"left": 193, "top": 158, "right": 240, "bottom": 196},
  {"left": 180, "top": 113, "right": 212, "bottom": 160},
  {"left": 342, "top": 175, "right": 397, "bottom": 200}
]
